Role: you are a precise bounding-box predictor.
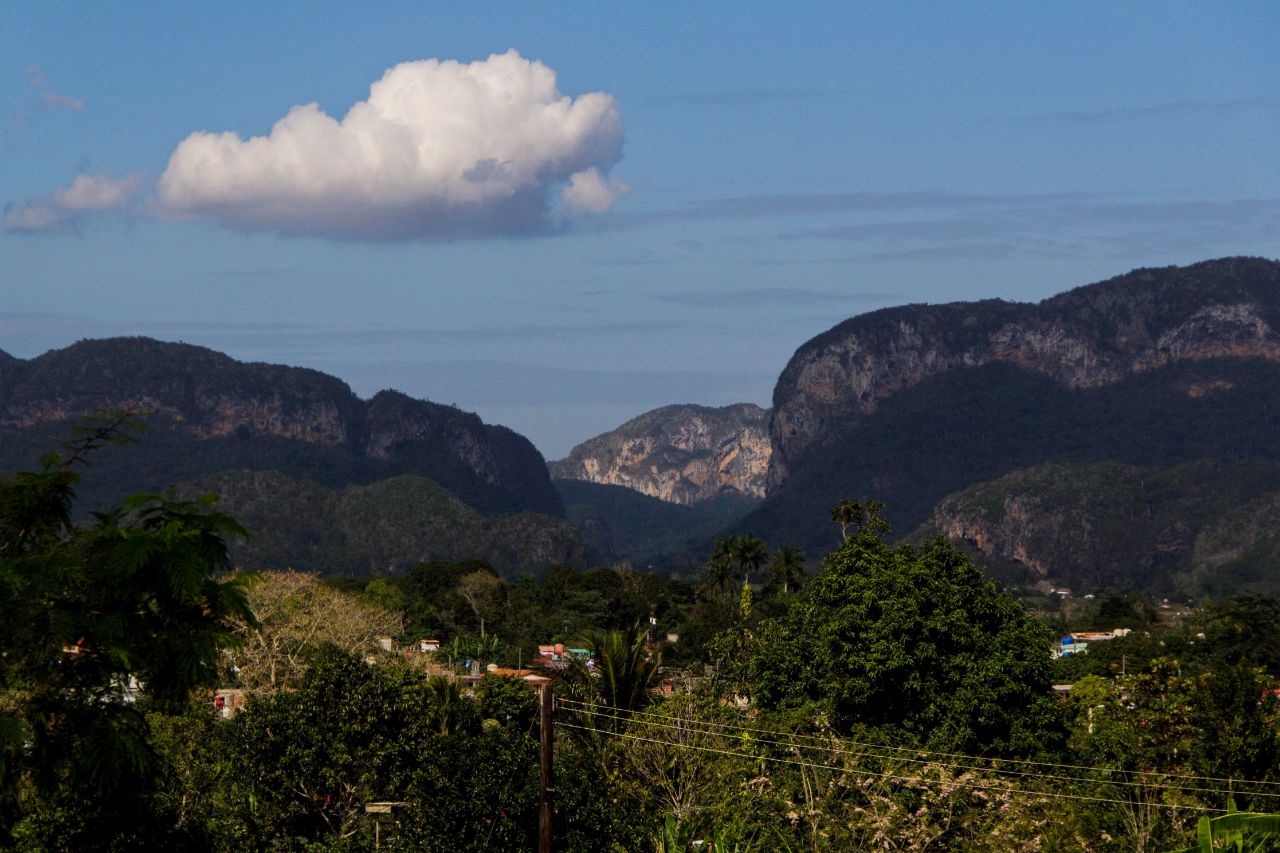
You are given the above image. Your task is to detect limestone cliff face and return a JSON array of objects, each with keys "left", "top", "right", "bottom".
[
  {"left": 770, "top": 258, "right": 1280, "bottom": 489},
  {"left": 934, "top": 493, "right": 1067, "bottom": 582},
  {"left": 550, "top": 403, "right": 771, "bottom": 506},
  {"left": 0, "top": 337, "right": 562, "bottom": 517}
]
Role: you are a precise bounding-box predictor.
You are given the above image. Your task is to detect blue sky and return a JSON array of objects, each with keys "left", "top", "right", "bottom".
[{"left": 2, "top": 2, "right": 1277, "bottom": 457}]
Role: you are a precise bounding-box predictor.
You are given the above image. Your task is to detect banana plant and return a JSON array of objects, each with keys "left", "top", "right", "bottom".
[
  {"left": 652, "top": 816, "right": 763, "bottom": 853},
  {"left": 1171, "top": 798, "right": 1280, "bottom": 852}
]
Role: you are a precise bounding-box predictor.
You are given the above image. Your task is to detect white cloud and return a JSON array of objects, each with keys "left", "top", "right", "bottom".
[
  {"left": 3, "top": 173, "right": 143, "bottom": 233},
  {"left": 154, "top": 50, "right": 626, "bottom": 240},
  {"left": 562, "top": 167, "right": 631, "bottom": 214}
]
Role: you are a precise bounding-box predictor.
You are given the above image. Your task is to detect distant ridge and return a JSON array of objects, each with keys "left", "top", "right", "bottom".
[{"left": 0, "top": 336, "right": 563, "bottom": 518}]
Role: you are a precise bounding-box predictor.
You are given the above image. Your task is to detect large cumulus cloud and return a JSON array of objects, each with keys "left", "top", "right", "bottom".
[{"left": 154, "top": 50, "right": 626, "bottom": 240}]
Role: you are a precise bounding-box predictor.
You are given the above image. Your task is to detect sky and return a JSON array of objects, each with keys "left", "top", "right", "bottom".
[{"left": 2, "top": 2, "right": 1278, "bottom": 458}]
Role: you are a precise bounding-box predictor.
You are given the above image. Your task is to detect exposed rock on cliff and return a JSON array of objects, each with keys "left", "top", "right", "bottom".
[
  {"left": 735, "top": 258, "right": 1280, "bottom": 567},
  {"left": 770, "top": 257, "right": 1280, "bottom": 488},
  {"left": 0, "top": 337, "right": 562, "bottom": 517},
  {"left": 921, "top": 459, "right": 1280, "bottom": 596},
  {"left": 363, "top": 389, "right": 561, "bottom": 516},
  {"left": 550, "top": 403, "right": 771, "bottom": 505}
]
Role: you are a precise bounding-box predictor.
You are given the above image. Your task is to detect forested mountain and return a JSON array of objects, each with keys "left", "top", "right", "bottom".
[
  {"left": 9, "top": 259, "right": 1280, "bottom": 593},
  {"left": 550, "top": 403, "right": 770, "bottom": 505},
  {"left": 0, "top": 337, "right": 562, "bottom": 518},
  {"left": 917, "top": 459, "right": 1280, "bottom": 597},
  {"left": 741, "top": 356, "right": 1280, "bottom": 561},
  {"left": 733, "top": 257, "right": 1280, "bottom": 580},
  {"left": 768, "top": 256, "right": 1280, "bottom": 489},
  {"left": 174, "top": 470, "right": 583, "bottom": 574}
]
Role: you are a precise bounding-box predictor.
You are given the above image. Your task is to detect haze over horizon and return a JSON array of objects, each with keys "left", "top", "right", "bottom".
[{"left": 3, "top": 3, "right": 1277, "bottom": 457}]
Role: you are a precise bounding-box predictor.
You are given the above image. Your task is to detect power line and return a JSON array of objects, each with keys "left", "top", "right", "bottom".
[
  {"left": 559, "top": 698, "right": 1280, "bottom": 794},
  {"left": 558, "top": 721, "right": 1228, "bottom": 814},
  {"left": 560, "top": 702, "right": 1264, "bottom": 801}
]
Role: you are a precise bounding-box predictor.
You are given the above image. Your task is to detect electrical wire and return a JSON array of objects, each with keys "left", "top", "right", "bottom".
[
  {"left": 557, "top": 720, "right": 1228, "bottom": 814},
  {"left": 558, "top": 697, "right": 1280, "bottom": 794},
  {"left": 558, "top": 702, "right": 1269, "bottom": 802}
]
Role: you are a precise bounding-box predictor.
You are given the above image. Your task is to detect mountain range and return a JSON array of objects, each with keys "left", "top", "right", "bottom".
[
  {"left": 0, "top": 337, "right": 577, "bottom": 574},
  {"left": 5, "top": 256, "right": 1280, "bottom": 594},
  {"left": 558, "top": 256, "right": 1280, "bottom": 593}
]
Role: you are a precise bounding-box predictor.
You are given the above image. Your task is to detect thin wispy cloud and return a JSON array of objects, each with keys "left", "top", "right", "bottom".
[
  {"left": 611, "top": 190, "right": 1091, "bottom": 229},
  {"left": 0, "top": 316, "right": 718, "bottom": 385},
  {"left": 11, "top": 65, "right": 85, "bottom": 130},
  {"left": 778, "top": 197, "right": 1280, "bottom": 262},
  {"left": 3, "top": 173, "right": 144, "bottom": 233},
  {"left": 251, "top": 319, "right": 704, "bottom": 353},
  {"left": 1012, "top": 96, "right": 1280, "bottom": 126},
  {"left": 655, "top": 287, "right": 895, "bottom": 309},
  {"left": 26, "top": 66, "right": 85, "bottom": 111},
  {"left": 655, "top": 87, "right": 845, "bottom": 106},
  {"left": 588, "top": 247, "right": 668, "bottom": 266},
  {"left": 670, "top": 238, "right": 705, "bottom": 251},
  {"left": 195, "top": 267, "right": 312, "bottom": 280}
]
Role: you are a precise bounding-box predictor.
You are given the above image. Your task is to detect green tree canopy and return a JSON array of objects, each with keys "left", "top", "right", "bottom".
[
  {"left": 750, "top": 520, "right": 1061, "bottom": 755},
  {"left": 1195, "top": 594, "right": 1280, "bottom": 673},
  {"left": 0, "top": 417, "right": 253, "bottom": 847}
]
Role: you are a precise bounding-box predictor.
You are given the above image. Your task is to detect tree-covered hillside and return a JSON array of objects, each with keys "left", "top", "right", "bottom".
[
  {"left": 6, "top": 424, "right": 1280, "bottom": 851},
  {"left": 175, "top": 470, "right": 584, "bottom": 575},
  {"left": 0, "top": 337, "right": 562, "bottom": 517},
  {"left": 917, "top": 459, "right": 1280, "bottom": 595},
  {"left": 742, "top": 356, "right": 1280, "bottom": 562}
]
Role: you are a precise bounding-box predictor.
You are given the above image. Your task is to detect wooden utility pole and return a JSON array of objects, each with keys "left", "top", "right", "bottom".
[{"left": 539, "top": 680, "right": 554, "bottom": 853}]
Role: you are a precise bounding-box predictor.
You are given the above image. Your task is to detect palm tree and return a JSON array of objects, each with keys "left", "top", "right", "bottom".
[
  {"left": 768, "top": 545, "right": 806, "bottom": 596},
  {"left": 704, "top": 537, "right": 737, "bottom": 597},
  {"left": 425, "top": 675, "right": 464, "bottom": 735},
  {"left": 557, "top": 624, "right": 661, "bottom": 728},
  {"left": 732, "top": 535, "right": 768, "bottom": 589},
  {"left": 592, "top": 626, "right": 662, "bottom": 714}
]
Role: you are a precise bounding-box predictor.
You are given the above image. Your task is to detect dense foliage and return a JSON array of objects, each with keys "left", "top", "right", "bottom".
[
  {"left": 173, "top": 469, "right": 584, "bottom": 574},
  {"left": 743, "top": 356, "right": 1280, "bottom": 560},
  {"left": 752, "top": 518, "right": 1061, "bottom": 755},
  {"left": 917, "top": 458, "right": 1280, "bottom": 596},
  {"left": 5, "top": 426, "right": 1280, "bottom": 850},
  {"left": 0, "top": 418, "right": 253, "bottom": 848}
]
